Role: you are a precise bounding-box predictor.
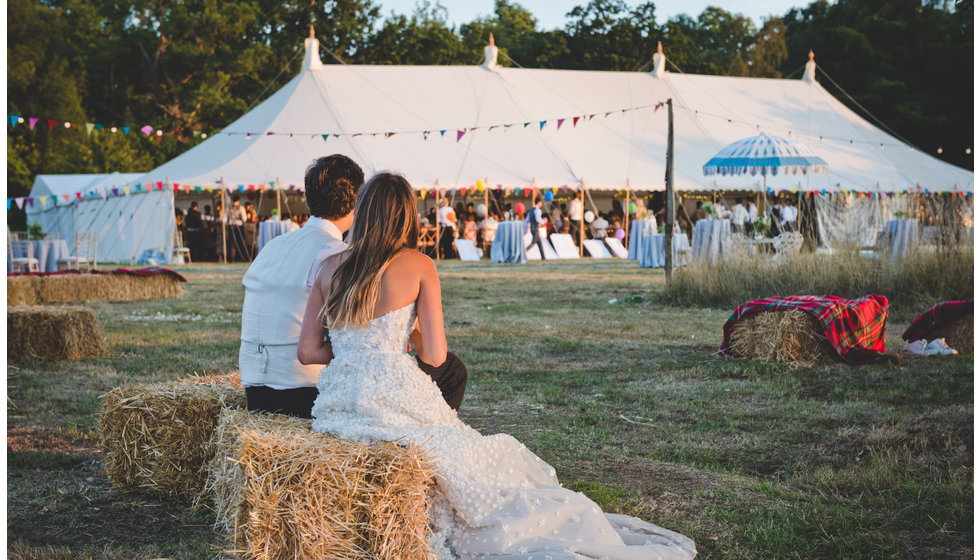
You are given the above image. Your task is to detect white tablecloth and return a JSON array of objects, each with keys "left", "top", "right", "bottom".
[
  {"left": 692, "top": 219, "right": 731, "bottom": 263},
  {"left": 638, "top": 233, "right": 692, "bottom": 268},
  {"left": 884, "top": 219, "right": 918, "bottom": 260},
  {"left": 627, "top": 218, "right": 658, "bottom": 260},
  {"left": 490, "top": 221, "right": 527, "bottom": 264},
  {"left": 8, "top": 239, "right": 71, "bottom": 273},
  {"left": 257, "top": 220, "right": 299, "bottom": 252}
]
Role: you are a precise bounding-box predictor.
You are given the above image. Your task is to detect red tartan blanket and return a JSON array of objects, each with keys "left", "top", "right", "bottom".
[
  {"left": 719, "top": 295, "right": 889, "bottom": 365},
  {"left": 902, "top": 300, "right": 973, "bottom": 342},
  {"left": 8, "top": 267, "right": 186, "bottom": 282}
]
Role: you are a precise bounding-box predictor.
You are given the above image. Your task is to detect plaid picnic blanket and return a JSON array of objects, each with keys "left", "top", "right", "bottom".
[
  {"left": 8, "top": 267, "right": 187, "bottom": 282},
  {"left": 902, "top": 300, "right": 972, "bottom": 342},
  {"left": 719, "top": 295, "right": 889, "bottom": 365}
]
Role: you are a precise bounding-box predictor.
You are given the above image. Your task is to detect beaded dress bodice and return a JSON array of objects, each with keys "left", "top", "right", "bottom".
[{"left": 328, "top": 303, "right": 414, "bottom": 359}]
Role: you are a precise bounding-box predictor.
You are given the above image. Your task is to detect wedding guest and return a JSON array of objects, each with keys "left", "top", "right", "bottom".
[
  {"left": 568, "top": 196, "right": 583, "bottom": 244},
  {"left": 437, "top": 199, "right": 458, "bottom": 259},
  {"left": 730, "top": 197, "right": 748, "bottom": 234},
  {"left": 524, "top": 197, "right": 547, "bottom": 259},
  {"left": 184, "top": 201, "right": 204, "bottom": 262},
  {"left": 228, "top": 195, "right": 248, "bottom": 261},
  {"left": 781, "top": 201, "right": 798, "bottom": 232},
  {"left": 462, "top": 213, "right": 477, "bottom": 242}
]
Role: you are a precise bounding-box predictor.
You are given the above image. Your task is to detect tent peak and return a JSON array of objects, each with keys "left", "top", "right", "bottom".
[
  {"left": 482, "top": 34, "right": 500, "bottom": 71},
  {"left": 651, "top": 41, "right": 666, "bottom": 78},
  {"left": 302, "top": 33, "right": 323, "bottom": 72},
  {"left": 803, "top": 50, "right": 816, "bottom": 83}
]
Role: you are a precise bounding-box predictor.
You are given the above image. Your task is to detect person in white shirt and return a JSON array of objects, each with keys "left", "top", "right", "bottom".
[
  {"left": 239, "top": 155, "right": 363, "bottom": 417},
  {"left": 747, "top": 200, "right": 758, "bottom": 228},
  {"left": 780, "top": 202, "right": 798, "bottom": 232},
  {"left": 730, "top": 197, "right": 748, "bottom": 234},
  {"left": 568, "top": 197, "right": 584, "bottom": 245},
  {"left": 437, "top": 199, "right": 458, "bottom": 259},
  {"left": 228, "top": 195, "right": 249, "bottom": 261}
]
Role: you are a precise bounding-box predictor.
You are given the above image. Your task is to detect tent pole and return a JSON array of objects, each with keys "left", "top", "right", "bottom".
[
  {"left": 221, "top": 179, "right": 228, "bottom": 264},
  {"left": 796, "top": 192, "right": 802, "bottom": 231},
  {"left": 665, "top": 98, "right": 675, "bottom": 286},
  {"left": 435, "top": 185, "right": 441, "bottom": 261},
  {"left": 276, "top": 180, "right": 281, "bottom": 217},
  {"left": 579, "top": 187, "right": 585, "bottom": 257},
  {"left": 624, "top": 184, "right": 630, "bottom": 249}
]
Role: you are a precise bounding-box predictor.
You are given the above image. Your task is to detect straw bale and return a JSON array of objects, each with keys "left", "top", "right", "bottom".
[
  {"left": 7, "top": 276, "right": 40, "bottom": 305},
  {"left": 7, "top": 305, "right": 106, "bottom": 361},
  {"left": 205, "top": 409, "right": 435, "bottom": 560},
  {"left": 99, "top": 374, "right": 246, "bottom": 500},
  {"left": 729, "top": 309, "right": 834, "bottom": 365},
  {"left": 39, "top": 273, "right": 182, "bottom": 303},
  {"left": 935, "top": 314, "right": 973, "bottom": 355}
]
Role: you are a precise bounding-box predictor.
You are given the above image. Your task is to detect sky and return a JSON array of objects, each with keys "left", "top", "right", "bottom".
[{"left": 372, "top": 0, "right": 806, "bottom": 29}]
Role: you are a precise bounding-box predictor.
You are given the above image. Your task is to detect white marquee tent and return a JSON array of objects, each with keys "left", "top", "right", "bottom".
[
  {"left": 137, "top": 35, "right": 972, "bottom": 195},
  {"left": 26, "top": 172, "right": 175, "bottom": 264}
]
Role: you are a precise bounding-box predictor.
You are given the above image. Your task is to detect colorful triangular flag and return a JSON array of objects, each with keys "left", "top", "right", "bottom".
[
  {"left": 29, "top": 117, "right": 38, "bottom": 130},
  {"left": 48, "top": 119, "right": 57, "bottom": 131},
  {"left": 456, "top": 130, "right": 465, "bottom": 142},
  {"left": 556, "top": 119, "right": 565, "bottom": 131},
  {"left": 539, "top": 121, "right": 546, "bottom": 130},
  {"left": 10, "top": 115, "right": 19, "bottom": 128},
  {"left": 15, "top": 197, "right": 24, "bottom": 210},
  {"left": 122, "top": 126, "right": 130, "bottom": 134},
  {"left": 573, "top": 117, "right": 580, "bottom": 127},
  {"left": 85, "top": 123, "right": 95, "bottom": 135}
]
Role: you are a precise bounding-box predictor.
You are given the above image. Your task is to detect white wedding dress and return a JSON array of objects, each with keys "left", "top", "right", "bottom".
[{"left": 311, "top": 303, "right": 696, "bottom": 560}]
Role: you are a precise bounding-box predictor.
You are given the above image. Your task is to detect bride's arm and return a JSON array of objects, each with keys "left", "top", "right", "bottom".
[
  {"left": 414, "top": 256, "right": 447, "bottom": 367},
  {"left": 297, "top": 276, "right": 334, "bottom": 365}
]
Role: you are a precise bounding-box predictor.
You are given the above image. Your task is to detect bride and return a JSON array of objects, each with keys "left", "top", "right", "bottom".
[{"left": 298, "top": 172, "right": 696, "bottom": 559}]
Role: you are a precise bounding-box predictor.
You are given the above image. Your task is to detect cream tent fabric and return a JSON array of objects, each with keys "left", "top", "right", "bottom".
[
  {"left": 138, "top": 37, "right": 972, "bottom": 194},
  {"left": 27, "top": 173, "right": 176, "bottom": 264}
]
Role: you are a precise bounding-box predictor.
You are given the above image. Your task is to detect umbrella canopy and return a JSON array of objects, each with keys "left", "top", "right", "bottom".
[{"left": 703, "top": 133, "right": 828, "bottom": 177}]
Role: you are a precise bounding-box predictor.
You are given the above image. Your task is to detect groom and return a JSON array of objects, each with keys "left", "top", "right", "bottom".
[{"left": 239, "top": 154, "right": 468, "bottom": 418}]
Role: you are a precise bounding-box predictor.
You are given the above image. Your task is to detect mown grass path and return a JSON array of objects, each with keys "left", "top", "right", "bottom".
[{"left": 7, "top": 260, "right": 973, "bottom": 559}]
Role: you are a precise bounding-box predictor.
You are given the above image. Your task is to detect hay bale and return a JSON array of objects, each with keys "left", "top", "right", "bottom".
[
  {"left": 205, "top": 409, "right": 435, "bottom": 560},
  {"left": 40, "top": 273, "right": 182, "bottom": 303},
  {"left": 7, "top": 305, "right": 106, "bottom": 361},
  {"left": 728, "top": 309, "right": 834, "bottom": 365},
  {"left": 7, "top": 276, "right": 41, "bottom": 305},
  {"left": 99, "top": 374, "right": 246, "bottom": 500},
  {"left": 935, "top": 314, "right": 973, "bottom": 354}
]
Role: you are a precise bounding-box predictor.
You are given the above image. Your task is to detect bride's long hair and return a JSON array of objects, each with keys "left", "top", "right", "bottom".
[{"left": 322, "top": 172, "right": 419, "bottom": 328}]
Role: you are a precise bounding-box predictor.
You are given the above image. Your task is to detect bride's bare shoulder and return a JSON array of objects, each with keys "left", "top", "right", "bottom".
[{"left": 388, "top": 249, "right": 436, "bottom": 274}]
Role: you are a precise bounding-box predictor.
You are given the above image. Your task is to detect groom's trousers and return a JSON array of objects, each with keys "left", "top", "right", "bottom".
[{"left": 245, "top": 351, "right": 469, "bottom": 418}]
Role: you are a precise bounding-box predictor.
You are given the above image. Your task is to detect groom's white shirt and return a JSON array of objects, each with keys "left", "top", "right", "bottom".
[{"left": 239, "top": 217, "right": 344, "bottom": 389}]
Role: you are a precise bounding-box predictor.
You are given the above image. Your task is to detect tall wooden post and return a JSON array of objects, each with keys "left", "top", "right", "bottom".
[
  {"left": 435, "top": 186, "right": 441, "bottom": 260},
  {"left": 624, "top": 184, "right": 631, "bottom": 249},
  {"left": 579, "top": 187, "right": 586, "bottom": 257},
  {"left": 220, "top": 179, "right": 228, "bottom": 264},
  {"left": 664, "top": 99, "right": 675, "bottom": 285}
]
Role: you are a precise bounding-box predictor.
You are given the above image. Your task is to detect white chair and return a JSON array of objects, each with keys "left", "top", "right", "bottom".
[
  {"left": 172, "top": 228, "right": 191, "bottom": 264},
  {"left": 59, "top": 231, "right": 97, "bottom": 271},
  {"left": 43, "top": 231, "right": 60, "bottom": 240},
  {"left": 9, "top": 239, "right": 40, "bottom": 273},
  {"left": 772, "top": 232, "right": 803, "bottom": 263}
]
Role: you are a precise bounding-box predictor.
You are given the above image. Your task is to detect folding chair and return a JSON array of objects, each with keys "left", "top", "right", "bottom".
[
  {"left": 9, "top": 238, "right": 40, "bottom": 273},
  {"left": 59, "top": 231, "right": 97, "bottom": 270}
]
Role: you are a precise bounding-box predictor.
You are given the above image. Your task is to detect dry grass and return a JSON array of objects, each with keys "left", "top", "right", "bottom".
[
  {"left": 205, "top": 409, "right": 435, "bottom": 560},
  {"left": 98, "top": 373, "right": 246, "bottom": 500},
  {"left": 7, "top": 305, "right": 106, "bottom": 361},
  {"left": 665, "top": 246, "right": 973, "bottom": 318},
  {"left": 40, "top": 273, "right": 183, "bottom": 303},
  {"left": 727, "top": 310, "right": 834, "bottom": 365},
  {"left": 7, "top": 276, "right": 41, "bottom": 305}
]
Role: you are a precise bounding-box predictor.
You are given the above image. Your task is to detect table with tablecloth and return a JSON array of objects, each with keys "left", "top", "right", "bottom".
[
  {"left": 692, "top": 219, "right": 732, "bottom": 263},
  {"left": 883, "top": 219, "right": 918, "bottom": 260},
  {"left": 7, "top": 239, "right": 71, "bottom": 273},
  {"left": 257, "top": 220, "right": 299, "bottom": 252},
  {"left": 638, "top": 232, "right": 692, "bottom": 268},
  {"left": 627, "top": 218, "right": 658, "bottom": 260},
  {"left": 490, "top": 221, "right": 527, "bottom": 264}
]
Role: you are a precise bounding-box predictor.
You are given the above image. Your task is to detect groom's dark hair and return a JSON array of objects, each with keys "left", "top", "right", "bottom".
[{"left": 304, "top": 154, "right": 364, "bottom": 220}]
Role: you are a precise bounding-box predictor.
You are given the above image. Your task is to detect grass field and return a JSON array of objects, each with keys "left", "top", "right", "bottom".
[{"left": 7, "top": 260, "right": 973, "bottom": 559}]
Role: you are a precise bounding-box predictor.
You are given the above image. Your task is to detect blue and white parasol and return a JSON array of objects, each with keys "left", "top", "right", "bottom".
[{"left": 703, "top": 133, "right": 828, "bottom": 177}]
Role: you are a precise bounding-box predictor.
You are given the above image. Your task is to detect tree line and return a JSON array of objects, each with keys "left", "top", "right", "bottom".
[{"left": 7, "top": 0, "right": 973, "bottom": 228}]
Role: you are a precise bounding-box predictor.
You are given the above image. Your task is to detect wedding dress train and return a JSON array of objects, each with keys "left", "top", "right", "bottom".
[{"left": 311, "top": 304, "right": 696, "bottom": 559}]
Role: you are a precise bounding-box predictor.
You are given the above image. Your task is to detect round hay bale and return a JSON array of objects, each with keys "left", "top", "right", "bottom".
[
  {"left": 98, "top": 374, "right": 246, "bottom": 500},
  {"left": 935, "top": 314, "right": 973, "bottom": 355},
  {"left": 7, "top": 276, "right": 41, "bottom": 306},
  {"left": 205, "top": 409, "right": 435, "bottom": 560},
  {"left": 7, "top": 305, "right": 106, "bottom": 361},
  {"left": 728, "top": 309, "right": 835, "bottom": 365}
]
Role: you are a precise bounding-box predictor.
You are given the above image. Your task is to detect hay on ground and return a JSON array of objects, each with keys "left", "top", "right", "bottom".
[
  {"left": 205, "top": 409, "right": 435, "bottom": 560},
  {"left": 40, "top": 273, "right": 182, "bottom": 303},
  {"left": 934, "top": 314, "right": 973, "bottom": 355},
  {"left": 729, "top": 310, "right": 834, "bottom": 365},
  {"left": 7, "top": 305, "right": 106, "bottom": 361},
  {"left": 99, "top": 374, "right": 246, "bottom": 500},
  {"left": 7, "top": 276, "right": 41, "bottom": 306}
]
